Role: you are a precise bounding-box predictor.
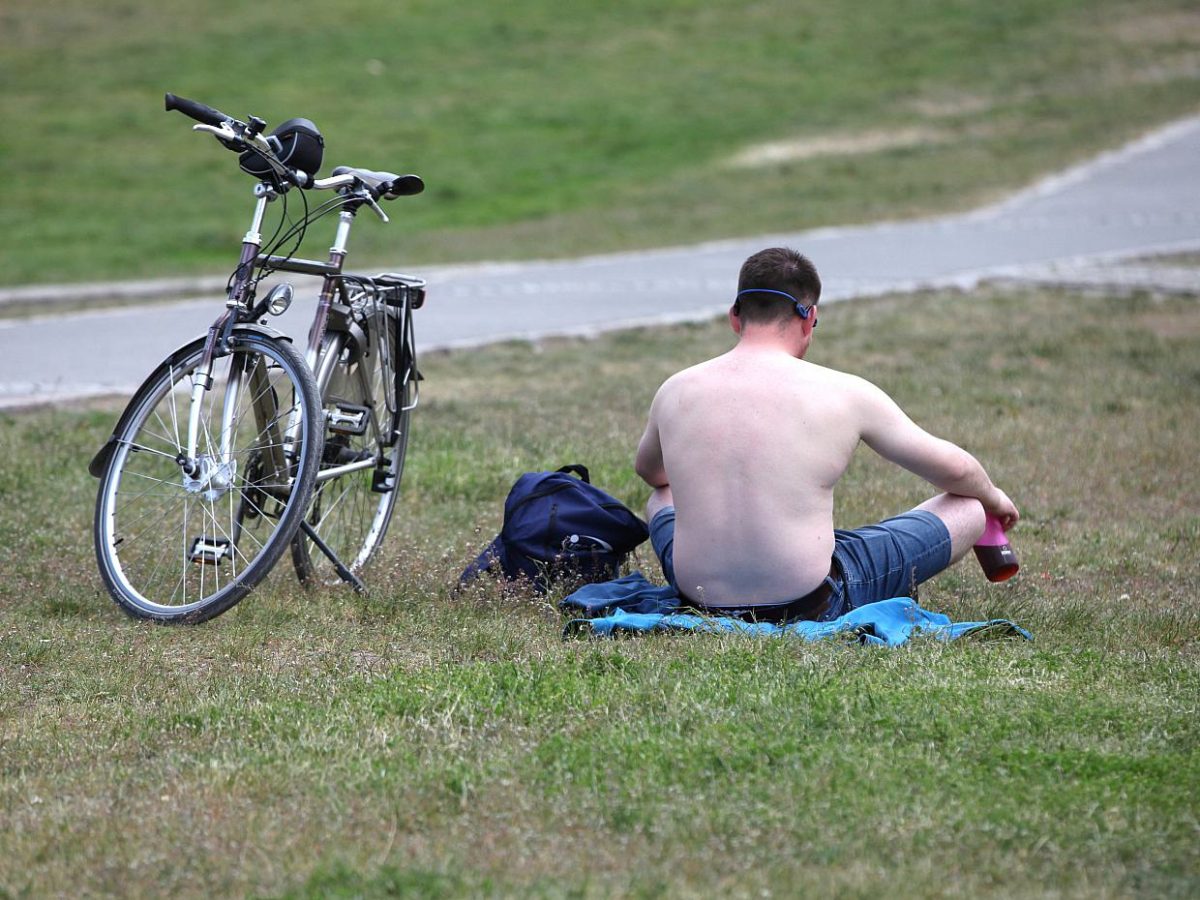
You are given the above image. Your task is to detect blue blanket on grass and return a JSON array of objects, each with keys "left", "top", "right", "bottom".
[{"left": 560, "top": 572, "right": 1032, "bottom": 645}]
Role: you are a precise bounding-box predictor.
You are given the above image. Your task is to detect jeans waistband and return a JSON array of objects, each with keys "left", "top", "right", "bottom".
[{"left": 681, "top": 561, "right": 837, "bottom": 624}]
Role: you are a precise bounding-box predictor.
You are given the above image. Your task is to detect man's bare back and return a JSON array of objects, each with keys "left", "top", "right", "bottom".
[
  {"left": 645, "top": 348, "right": 865, "bottom": 604},
  {"left": 635, "top": 247, "right": 1019, "bottom": 615}
]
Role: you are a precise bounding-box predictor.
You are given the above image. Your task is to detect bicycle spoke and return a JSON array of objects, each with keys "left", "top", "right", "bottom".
[
  {"left": 112, "top": 497, "right": 181, "bottom": 544},
  {"left": 309, "top": 479, "right": 355, "bottom": 532},
  {"left": 117, "top": 441, "right": 185, "bottom": 463}
]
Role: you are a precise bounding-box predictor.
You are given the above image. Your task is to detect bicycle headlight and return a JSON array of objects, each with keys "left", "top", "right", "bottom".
[{"left": 265, "top": 283, "right": 294, "bottom": 316}]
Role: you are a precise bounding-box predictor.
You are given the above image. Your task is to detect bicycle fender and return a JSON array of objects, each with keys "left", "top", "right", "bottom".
[
  {"left": 324, "top": 307, "right": 368, "bottom": 362},
  {"left": 228, "top": 322, "right": 291, "bottom": 343},
  {"left": 87, "top": 326, "right": 294, "bottom": 478},
  {"left": 338, "top": 321, "right": 369, "bottom": 366}
]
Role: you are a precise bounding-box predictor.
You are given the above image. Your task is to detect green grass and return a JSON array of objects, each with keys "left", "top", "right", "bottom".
[
  {"left": 2, "top": 0, "right": 1199, "bottom": 286},
  {"left": 1, "top": 284, "right": 1198, "bottom": 897}
]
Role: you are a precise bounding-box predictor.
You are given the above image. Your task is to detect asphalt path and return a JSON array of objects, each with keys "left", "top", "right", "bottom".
[{"left": 2, "top": 115, "right": 1199, "bottom": 409}]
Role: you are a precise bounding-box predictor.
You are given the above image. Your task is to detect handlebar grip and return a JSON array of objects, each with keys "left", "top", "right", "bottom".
[
  {"left": 164, "top": 92, "right": 231, "bottom": 128},
  {"left": 385, "top": 174, "right": 425, "bottom": 198}
]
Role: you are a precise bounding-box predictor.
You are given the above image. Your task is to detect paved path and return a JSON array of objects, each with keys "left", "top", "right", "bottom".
[{"left": 2, "top": 116, "right": 1198, "bottom": 409}]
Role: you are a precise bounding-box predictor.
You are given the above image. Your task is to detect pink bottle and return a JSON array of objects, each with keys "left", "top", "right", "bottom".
[{"left": 974, "top": 514, "right": 1019, "bottom": 583}]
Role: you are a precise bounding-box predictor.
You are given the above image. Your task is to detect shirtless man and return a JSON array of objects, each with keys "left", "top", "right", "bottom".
[{"left": 634, "top": 247, "right": 1019, "bottom": 623}]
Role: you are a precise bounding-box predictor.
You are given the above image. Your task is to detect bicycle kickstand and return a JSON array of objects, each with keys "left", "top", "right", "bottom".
[{"left": 298, "top": 521, "right": 366, "bottom": 592}]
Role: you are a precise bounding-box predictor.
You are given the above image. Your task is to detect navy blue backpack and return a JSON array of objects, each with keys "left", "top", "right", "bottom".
[{"left": 460, "top": 465, "right": 649, "bottom": 593}]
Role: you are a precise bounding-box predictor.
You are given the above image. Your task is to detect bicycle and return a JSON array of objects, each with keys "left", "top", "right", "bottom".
[{"left": 89, "top": 93, "right": 426, "bottom": 624}]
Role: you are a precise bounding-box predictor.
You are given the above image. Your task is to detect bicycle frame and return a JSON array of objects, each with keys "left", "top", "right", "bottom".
[{"left": 181, "top": 182, "right": 421, "bottom": 494}]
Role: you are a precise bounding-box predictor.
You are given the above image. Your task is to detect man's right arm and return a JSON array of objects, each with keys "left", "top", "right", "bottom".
[{"left": 854, "top": 378, "right": 1019, "bottom": 528}]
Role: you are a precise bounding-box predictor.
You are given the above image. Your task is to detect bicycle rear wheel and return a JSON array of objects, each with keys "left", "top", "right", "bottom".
[
  {"left": 291, "top": 315, "right": 412, "bottom": 586},
  {"left": 93, "top": 329, "right": 322, "bottom": 623}
]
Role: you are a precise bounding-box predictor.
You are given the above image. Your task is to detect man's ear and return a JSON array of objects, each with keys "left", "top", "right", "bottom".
[{"left": 728, "top": 306, "right": 742, "bottom": 334}]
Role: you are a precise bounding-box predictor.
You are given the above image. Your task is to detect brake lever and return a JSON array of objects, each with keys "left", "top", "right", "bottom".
[
  {"left": 364, "top": 193, "right": 390, "bottom": 223},
  {"left": 193, "top": 122, "right": 240, "bottom": 143},
  {"left": 192, "top": 122, "right": 273, "bottom": 154}
]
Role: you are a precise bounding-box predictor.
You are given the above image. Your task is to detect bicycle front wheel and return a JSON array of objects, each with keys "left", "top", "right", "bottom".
[
  {"left": 93, "top": 329, "right": 322, "bottom": 623},
  {"left": 291, "top": 324, "right": 412, "bottom": 587}
]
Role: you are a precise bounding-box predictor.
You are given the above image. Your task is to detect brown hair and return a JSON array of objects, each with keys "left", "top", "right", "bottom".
[{"left": 735, "top": 247, "right": 821, "bottom": 326}]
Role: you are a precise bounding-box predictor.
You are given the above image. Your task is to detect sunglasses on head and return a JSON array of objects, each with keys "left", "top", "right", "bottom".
[{"left": 735, "top": 289, "right": 818, "bottom": 326}]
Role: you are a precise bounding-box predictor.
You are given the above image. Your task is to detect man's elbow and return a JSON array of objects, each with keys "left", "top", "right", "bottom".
[
  {"left": 946, "top": 447, "right": 977, "bottom": 482},
  {"left": 634, "top": 457, "right": 667, "bottom": 488},
  {"left": 935, "top": 444, "right": 984, "bottom": 489},
  {"left": 637, "top": 468, "right": 669, "bottom": 489}
]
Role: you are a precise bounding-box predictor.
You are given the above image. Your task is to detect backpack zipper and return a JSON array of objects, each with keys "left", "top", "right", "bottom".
[
  {"left": 506, "top": 480, "right": 573, "bottom": 517},
  {"left": 547, "top": 502, "right": 559, "bottom": 554}
]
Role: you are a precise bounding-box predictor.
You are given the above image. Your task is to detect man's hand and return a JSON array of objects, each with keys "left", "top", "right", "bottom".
[{"left": 984, "top": 487, "right": 1020, "bottom": 531}]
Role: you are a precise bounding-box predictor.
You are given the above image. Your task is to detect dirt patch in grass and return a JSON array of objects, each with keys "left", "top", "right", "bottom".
[
  {"left": 907, "top": 92, "right": 994, "bottom": 119},
  {"left": 1108, "top": 8, "right": 1200, "bottom": 45},
  {"left": 726, "top": 126, "right": 950, "bottom": 168}
]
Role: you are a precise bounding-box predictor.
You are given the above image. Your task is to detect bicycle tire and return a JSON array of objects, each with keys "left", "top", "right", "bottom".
[
  {"left": 290, "top": 317, "right": 412, "bottom": 587},
  {"left": 93, "top": 329, "right": 322, "bottom": 623}
]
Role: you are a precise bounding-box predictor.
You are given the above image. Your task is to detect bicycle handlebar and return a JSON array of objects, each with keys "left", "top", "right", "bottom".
[
  {"left": 167, "top": 92, "right": 307, "bottom": 187},
  {"left": 164, "top": 92, "right": 231, "bottom": 128},
  {"left": 164, "top": 92, "right": 424, "bottom": 201}
]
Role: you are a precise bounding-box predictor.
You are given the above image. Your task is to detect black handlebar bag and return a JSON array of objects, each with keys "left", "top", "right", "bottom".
[{"left": 239, "top": 118, "right": 325, "bottom": 184}]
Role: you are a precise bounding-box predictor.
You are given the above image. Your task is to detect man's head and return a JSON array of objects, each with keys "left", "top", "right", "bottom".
[{"left": 734, "top": 247, "right": 821, "bottom": 328}]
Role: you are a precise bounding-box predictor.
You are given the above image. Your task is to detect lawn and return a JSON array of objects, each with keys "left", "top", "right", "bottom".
[
  {"left": 2, "top": 0, "right": 1199, "bottom": 285},
  {"left": 1, "top": 282, "right": 1197, "bottom": 897}
]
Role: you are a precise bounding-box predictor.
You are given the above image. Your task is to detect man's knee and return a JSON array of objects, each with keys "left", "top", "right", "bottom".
[{"left": 916, "top": 493, "right": 985, "bottom": 563}]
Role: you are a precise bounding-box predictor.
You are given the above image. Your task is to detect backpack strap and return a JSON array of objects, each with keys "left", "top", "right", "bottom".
[{"left": 556, "top": 464, "right": 590, "bottom": 483}]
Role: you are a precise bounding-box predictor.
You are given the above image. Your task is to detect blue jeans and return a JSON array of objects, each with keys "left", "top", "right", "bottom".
[{"left": 648, "top": 507, "right": 952, "bottom": 622}]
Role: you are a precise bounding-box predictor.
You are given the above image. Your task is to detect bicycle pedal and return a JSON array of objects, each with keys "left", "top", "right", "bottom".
[
  {"left": 371, "top": 469, "right": 396, "bottom": 493},
  {"left": 326, "top": 402, "right": 371, "bottom": 436},
  {"left": 189, "top": 536, "right": 232, "bottom": 565}
]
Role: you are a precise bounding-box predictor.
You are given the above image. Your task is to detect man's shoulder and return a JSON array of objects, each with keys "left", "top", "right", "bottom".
[
  {"left": 659, "top": 354, "right": 883, "bottom": 402},
  {"left": 796, "top": 363, "right": 896, "bottom": 419},
  {"left": 663, "top": 355, "right": 873, "bottom": 387},
  {"left": 658, "top": 356, "right": 726, "bottom": 390},
  {"left": 797, "top": 360, "right": 874, "bottom": 391}
]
